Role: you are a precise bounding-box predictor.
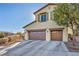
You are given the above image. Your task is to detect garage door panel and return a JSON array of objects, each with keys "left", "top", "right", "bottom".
[
  {"left": 29, "top": 31, "right": 45, "bottom": 40},
  {"left": 51, "top": 30, "right": 62, "bottom": 41}
]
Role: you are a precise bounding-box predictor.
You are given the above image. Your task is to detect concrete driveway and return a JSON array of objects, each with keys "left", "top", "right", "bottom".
[{"left": 1, "top": 40, "right": 79, "bottom": 56}]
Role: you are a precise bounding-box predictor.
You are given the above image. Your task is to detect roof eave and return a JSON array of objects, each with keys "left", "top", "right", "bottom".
[{"left": 23, "top": 20, "right": 36, "bottom": 28}]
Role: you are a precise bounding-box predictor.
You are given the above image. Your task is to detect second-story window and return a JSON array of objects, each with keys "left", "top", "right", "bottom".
[{"left": 38, "top": 12, "right": 48, "bottom": 22}]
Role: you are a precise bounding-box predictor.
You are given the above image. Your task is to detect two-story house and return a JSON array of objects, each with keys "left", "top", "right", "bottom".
[{"left": 23, "top": 3, "right": 69, "bottom": 42}]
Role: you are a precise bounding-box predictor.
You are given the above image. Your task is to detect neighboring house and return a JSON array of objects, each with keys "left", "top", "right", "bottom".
[{"left": 23, "top": 3, "right": 69, "bottom": 42}]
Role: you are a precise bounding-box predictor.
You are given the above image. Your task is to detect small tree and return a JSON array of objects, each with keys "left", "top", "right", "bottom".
[
  {"left": 0, "top": 32, "right": 4, "bottom": 38},
  {"left": 16, "top": 32, "right": 22, "bottom": 35},
  {"left": 16, "top": 32, "right": 24, "bottom": 39},
  {"left": 52, "top": 3, "right": 79, "bottom": 35}
]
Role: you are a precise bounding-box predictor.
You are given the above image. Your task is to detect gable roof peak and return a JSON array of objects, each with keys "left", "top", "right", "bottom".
[{"left": 34, "top": 3, "right": 57, "bottom": 14}]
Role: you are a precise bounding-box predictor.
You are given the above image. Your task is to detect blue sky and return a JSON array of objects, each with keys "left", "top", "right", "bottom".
[{"left": 0, "top": 3, "right": 46, "bottom": 33}]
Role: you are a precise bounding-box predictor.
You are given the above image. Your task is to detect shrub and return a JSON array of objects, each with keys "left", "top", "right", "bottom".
[
  {"left": 16, "top": 32, "right": 24, "bottom": 39},
  {"left": 0, "top": 32, "right": 4, "bottom": 38},
  {"left": 0, "top": 38, "right": 6, "bottom": 45}
]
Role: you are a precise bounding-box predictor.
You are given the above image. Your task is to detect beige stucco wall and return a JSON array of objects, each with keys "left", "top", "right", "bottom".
[
  {"left": 26, "top": 4, "right": 59, "bottom": 30},
  {"left": 24, "top": 4, "right": 68, "bottom": 42},
  {"left": 25, "top": 20, "right": 68, "bottom": 42},
  {"left": 63, "top": 27, "right": 68, "bottom": 42},
  {"left": 26, "top": 20, "right": 64, "bottom": 30},
  {"left": 46, "top": 29, "right": 51, "bottom": 41},
  {"left": 35, "top": 5, "right": 57, "bottom": 22},
  {"left": 24, "top": 30, "right": 29, "bottom": 40},
  {"left": 68, "top": 27, "right": 73, "bottom": 35}
]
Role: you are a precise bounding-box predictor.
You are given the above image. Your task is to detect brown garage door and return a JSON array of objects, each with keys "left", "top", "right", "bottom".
[
  {"left": 29, "top": 31, "right": 46, "bottom": 40},
  {"left": 51, "top": 30, "right": 62, "bottom": 41}
]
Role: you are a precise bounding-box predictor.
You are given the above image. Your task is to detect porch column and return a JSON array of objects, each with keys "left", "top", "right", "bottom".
[
  {"left": 24, "top": 30, "right": 29, "bottom": 40},
  {"left": 46, "top": 29, "right": 51, "bottom": 41}
]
